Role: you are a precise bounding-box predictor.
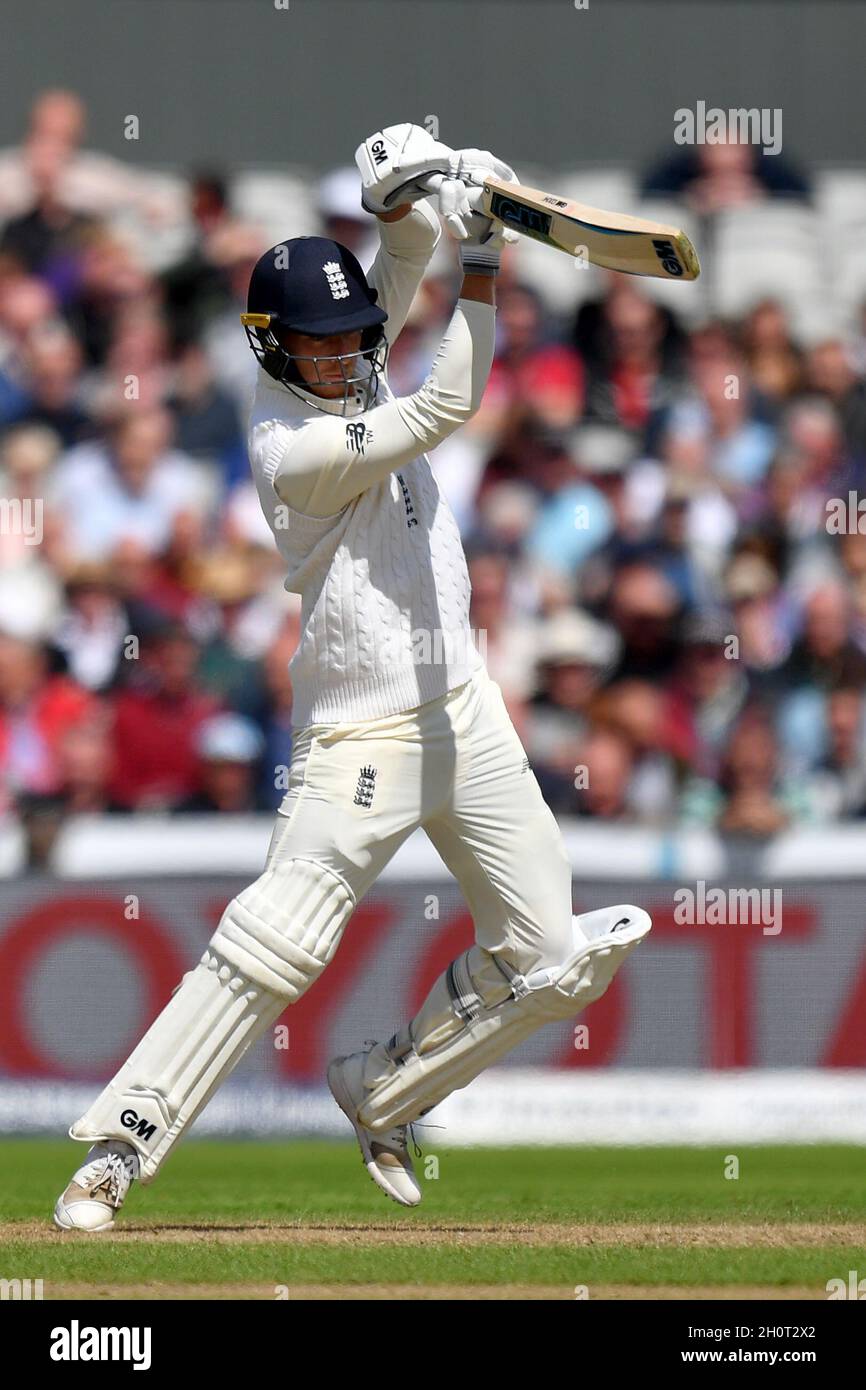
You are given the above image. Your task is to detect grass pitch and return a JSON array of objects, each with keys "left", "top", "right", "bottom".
[{"left": 0, "top": 1140, "right": 863, "bottom": 1300}]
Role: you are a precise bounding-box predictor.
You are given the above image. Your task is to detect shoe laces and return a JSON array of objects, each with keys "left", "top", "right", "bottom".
[
  {"left": 387, "top": 1118, "right": 447, "bottom": 1161},
  {"left": 83, "top": 1149, "right": 138, "bottom": 1206},
  {"left": 390, "top": 1122, "right": 422, "bottom": 1160},
  {"left": 361, "top": 1039, "right": 445, "bottom": 1160}
]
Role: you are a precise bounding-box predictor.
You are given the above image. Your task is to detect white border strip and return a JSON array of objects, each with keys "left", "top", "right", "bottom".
[
  {"left": 41, "top": 816, "right": 866, "bottom": 881},
  {"left": 5, "top": 1071, "right": 866, "bottom": 1145}
]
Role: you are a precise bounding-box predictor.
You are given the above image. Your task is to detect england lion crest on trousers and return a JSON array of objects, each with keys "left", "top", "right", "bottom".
[{"left": 353, "top": 764, "right": 378, "bottom": 807}]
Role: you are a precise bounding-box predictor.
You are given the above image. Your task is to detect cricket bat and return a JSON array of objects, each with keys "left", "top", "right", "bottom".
[{"left": 422, "top": 172, "right": 700, "bottom": 280}]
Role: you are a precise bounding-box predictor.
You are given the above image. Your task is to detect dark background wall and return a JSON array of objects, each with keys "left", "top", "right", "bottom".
[{"left": 2, "top": 0, "right": 864, "bottom": 174}]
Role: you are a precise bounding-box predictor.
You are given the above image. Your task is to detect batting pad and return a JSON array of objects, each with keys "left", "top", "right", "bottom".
[
  {"left": 356, "top": 905, "right": 652, "bottom": 1132},
  {"left": 69, "top": 857, "right": 355, "bottom": 1181}
]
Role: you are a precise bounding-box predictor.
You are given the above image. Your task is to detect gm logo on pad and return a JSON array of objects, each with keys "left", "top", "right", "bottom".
[{"left": 120, "top": 1109, "right": 158, "bottom": 1142}]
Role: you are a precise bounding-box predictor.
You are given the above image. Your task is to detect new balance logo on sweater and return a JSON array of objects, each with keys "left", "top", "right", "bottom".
[
  {"left": 354, "top": 765, "right": 378, "bottom": 807},
  {"left": 346, "top": 422, "right": 371, "bottom": 456}
]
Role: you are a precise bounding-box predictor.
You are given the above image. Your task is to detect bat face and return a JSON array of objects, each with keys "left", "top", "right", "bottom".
[{"left": 481, "top": 176, "right": 700, "bottom": 280}]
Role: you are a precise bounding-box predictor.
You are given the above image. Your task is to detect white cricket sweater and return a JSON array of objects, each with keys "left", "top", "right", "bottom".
[{"left": 246, "top": 201, "right": 495, "bottom": 728}]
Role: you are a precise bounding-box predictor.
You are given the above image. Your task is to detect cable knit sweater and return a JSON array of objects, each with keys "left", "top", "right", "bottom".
[{"left": 246, "top": 200, "right": 495, "bottom": 727}]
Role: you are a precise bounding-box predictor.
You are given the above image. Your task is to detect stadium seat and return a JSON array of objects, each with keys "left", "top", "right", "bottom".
[
  {"left": 232, "top": 171, "right": 318, "bottom": 243},
  {"left": 711, "top": 204, "right": 831, "bottom": 339}
]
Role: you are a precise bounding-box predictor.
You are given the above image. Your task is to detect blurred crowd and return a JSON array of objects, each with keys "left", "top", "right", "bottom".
[{"left": 2, "top": 91, "right": 866, "bottom": 858}]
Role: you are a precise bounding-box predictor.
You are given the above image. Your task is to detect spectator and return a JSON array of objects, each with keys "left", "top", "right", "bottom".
[
  {"left": 595, "top": 679, "right": 679, "bottom": 823},
  {"left": 55, "top": 715, "right": 117, "bottom": 814},
  {"left": 165, "top": 340, "right": 246, "bottom": 488},
  {"left": 174, "top": 712, "right": 265, "bottom": 814},
  {"left": 805, "top": 684, "right": 866, "bottom": 820},
  {"left": 666, "top": 610, "right": 749, "bottom": 779},
  {"left": 525, "top": 607, "right": 620, "bottom": 808},
  {"left": 52, "top": 562, "right": 128, "bottom": 693},
  {"left": 724, "top": 548, "right": 792, "bottom": 688},
  {"left": 249, "top": 611, "right": 300, "bottom": 811},
  {"left": 0, "top": 424, "right": 62, "bottom": 573},
  {"left": 783, "top": 581, "right": 866, "bottom": 691},
  {"left": 201, "top": 225, "right": 269, "bottom": 414},
  {"left": 107, "top": 616, "right": 221, "bottom": 810},
  {"left": 0, "top": 272, "right": 61, "bottom": 421},
  {"left": 16, "top": 324, "right": 92, "bottom": 444},
  {"left": 641, "top": 135, "right": 810, "bottom": 211},
  {"left": 0, "top": 132, "right": 94, "bottom": 305},
  {"left": 0, "top": 628, "right": 97, "bottom": 811},
  {"left": 568, "top": 725, "right": 635, "bottom": 821},
  {"left": 317, "top": 166, "right": 379, "bottom": 267},
  {"left": 484, "top": 282, "right": 585, "bottom": 434},
  {"left": 524, "top": 425, "right": 632, "bottom": 581},
  {"left": 804, "top": 338, "right": 866, "bottom": 465},
  {"left": 190, "top": 545, "right": 274, "bottom": 708},
  {"left": 683, "top": 707, "right": 810, "bottom": 836},
  {"left": 606, "top": 562, "right": 682, "bottom": 683},
  {"left": 52, "top": 406, "right": 208, "bottom": 562},
  {"left": 0, "top": 90, "right": 176, "bottom": 224},
  {"left": 739, "top": 299, "right": 804, "bottom": 408},
  {"left": 668, "top": 344, "right": 777, "bottom": 499},
  {"left": 839, "top": 532, "right": 866, "bottom": 648},
  {"left": 66, "top": 224, "right": 153, "bottom": 368},
  {"left": 161, "top": 171, "right": 237, "bottom": 345},
  {"left": 637, "top": 476, "right": 711, "bottom": 610},
  {"left": 467, "top": 546, "right": 539, "bottom": 727},
  {"left": 580, "top": 286, "right": 678, "bottom": 439}
]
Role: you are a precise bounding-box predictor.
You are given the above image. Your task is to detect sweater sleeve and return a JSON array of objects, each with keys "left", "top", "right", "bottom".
[
  {"left": 367, "top": 199, "right": 442, "bottom": 346},
  {"left": 264, "top": 298, "right": 495, "bottom": 518}
]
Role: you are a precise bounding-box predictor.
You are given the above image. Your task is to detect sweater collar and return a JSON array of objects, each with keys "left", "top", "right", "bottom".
[{"left": 256, "top": 366, "right": 370, "bottom": 418}]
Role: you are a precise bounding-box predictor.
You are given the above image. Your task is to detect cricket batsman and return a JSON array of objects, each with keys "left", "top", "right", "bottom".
[{"left": 54, "top": 124, "right": 651, "bottom": 1230}]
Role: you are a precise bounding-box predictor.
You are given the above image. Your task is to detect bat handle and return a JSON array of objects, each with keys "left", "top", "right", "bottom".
[
  {"left": 418, "top": 172, "right": 446, "bottom": 195},
  {"left": 419, "top": 171, "right": 488, "bottom": 193}
]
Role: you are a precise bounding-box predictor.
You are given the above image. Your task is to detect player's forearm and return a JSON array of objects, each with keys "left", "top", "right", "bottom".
[
  {"left": 377, "top": 206, "right": 494, "bottom": 304},
  {"left": 376, "top": 204, "right": 412, "bottom": 223},
  {"left": 396, "top": 297, "right": 495, "bottom": 438},
  {"left": 459, "top": 273, "right": 495, "bottom": 306}
]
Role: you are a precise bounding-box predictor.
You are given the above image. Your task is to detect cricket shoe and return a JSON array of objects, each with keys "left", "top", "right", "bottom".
[
  {"left": 53, "top": 1140, "right": 140, "bottom": 1232},
  {"left": 328, "top": 1047, "right": 423, "bottom": 1207}
]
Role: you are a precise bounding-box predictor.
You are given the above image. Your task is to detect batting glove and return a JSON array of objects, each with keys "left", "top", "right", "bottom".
[
  {"left": 458, "top": 210, "right": 518, "bottom": 277},
  {"left": 355, "top": 124, "right": 456, "bottom": 215}
]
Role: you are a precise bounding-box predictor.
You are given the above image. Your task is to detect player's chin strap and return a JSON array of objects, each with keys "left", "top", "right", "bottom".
[{"left": 355, "top": 905, "right": 652, "bottom": 1133}]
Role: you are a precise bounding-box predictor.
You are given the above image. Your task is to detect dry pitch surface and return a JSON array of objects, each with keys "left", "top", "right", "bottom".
[{"left": 1, "top": 1141, "right": 864, "bottom": 1301}]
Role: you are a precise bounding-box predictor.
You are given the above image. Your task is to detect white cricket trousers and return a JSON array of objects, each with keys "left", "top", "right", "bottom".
[{"left": 272, "top": 661, "right": 575, "bottom": 975}]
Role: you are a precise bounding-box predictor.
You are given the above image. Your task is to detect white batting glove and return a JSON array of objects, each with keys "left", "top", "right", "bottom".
[
  {"left": 441, "top": 148, "right": 519, "bottom": 239},
  {"left": 458, "top": 211, "right": 519, "bottom": 277},
  {"left": 443, "top": 151, "right": 521, "bottom": 276},
  {"left": 355, "top": 126, "right": 520, "bottom": 240},
  {"left": 355, "top": 124, "right": 456, "bottom": 215}
]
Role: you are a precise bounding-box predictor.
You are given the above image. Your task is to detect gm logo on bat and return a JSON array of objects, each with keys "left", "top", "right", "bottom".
[
  {"left": 488, "top": 190, "right": 553, "bottom": 239},
  {"left": 651, "top": 238, "right": 685, "bottom": 276}
]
